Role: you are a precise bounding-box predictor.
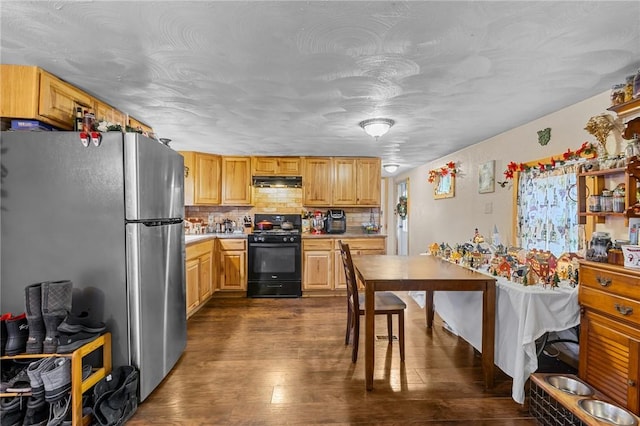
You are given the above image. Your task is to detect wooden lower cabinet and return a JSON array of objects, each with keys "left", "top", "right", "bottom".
[
  {"left": 333, "top": 238, "right": 385, "bottom": 289},
  {"left": 579, "top": 261, "right": 640, "bottom": 414},
  {"left": 185, "top": 239, "right": 214, "bottom": 317},
  {"left": 303, "top": 237, "right": 386, "bottom": 292},
  {"left": 303, "top": 239, "right": 333, "bottom": 291},
  {"left": 218, "top": 239, "right": 247, "bottom": 291}
]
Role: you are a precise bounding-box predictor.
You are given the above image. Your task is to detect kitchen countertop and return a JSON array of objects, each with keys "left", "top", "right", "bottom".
[
  {"left": 185, "top": 233, "right": 247, "bottom": 245},
  {"left": 302, "top": 233, "right": 386, "bottom": 238}
]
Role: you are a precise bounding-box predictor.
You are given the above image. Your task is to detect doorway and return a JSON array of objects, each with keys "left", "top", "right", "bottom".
[{"left": 396, "top": 179, "right": 409, "bottom": 256}]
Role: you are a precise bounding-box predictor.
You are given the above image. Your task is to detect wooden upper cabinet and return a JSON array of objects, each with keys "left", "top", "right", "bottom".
[
  {"left": 128, "top": 116, "right": 154, "bottom": 136},
  {"left": 356, "top": 158, "right": 381, "bottom": 206},
  {"left": 196, "top": 154, "right": 222, "bottom": 205},
  {"left": 180, "top": 151, "right": 221, "bottom": 205},
  {"left": 38, "top": 70, "right": 94, "bottom": 128},
  {"left": 0, "top": 64, "right": 145, "bottom": 132},
  {"left": 251, "top": 157, "right": 301, "bottom": 176},
  {"left": 331, "top": 157, "right": 381, "bottom": 206},
  {"left": 333, "top": 158, "right": 357, "bottom": 205},
  {"left": 0, "top": 64, "right": 92, "bottom": 128},
  {"left": 181, "top": 152, "right": 196, "bottom": 205},
  {"left": 222, "top": 156, "right": 252, "bottom": 205},
  {"left": 93, "top": 99, "right": 126, "bottom": 127},
  {"left": 303, "top": 157, "right": 333, "bottom": 206},
  {"left": 1, "top": 65, "right": 40, "bottom": 120}
]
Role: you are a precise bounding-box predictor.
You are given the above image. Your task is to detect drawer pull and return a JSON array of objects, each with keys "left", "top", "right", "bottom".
[
  {"left": 596, "top": 276, "right": 612, "bottom": 287},
  {"left": 628, "top": 379, "right": 637, "bottom": 387},
  {"left": 614, "top": 304, "right": 633, "bottom": 316}
]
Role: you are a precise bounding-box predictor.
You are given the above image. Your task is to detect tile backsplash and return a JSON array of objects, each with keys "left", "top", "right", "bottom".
[{"left": 185, "top": 187, "right": 382, "bottom": 232}]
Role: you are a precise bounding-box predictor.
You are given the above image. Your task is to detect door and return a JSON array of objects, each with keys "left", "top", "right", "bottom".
[
  {"left": 124, "top": 133, "right": 185, "bottom": 220},
  {"left": 126, "top": 221, "right": 186, "bottom": 401},
  {"left": 248, "top": 243, "right": 301, "bottom": 282},
  {"left": 396, "top": 179, "right": 409, "bottom": 256}
]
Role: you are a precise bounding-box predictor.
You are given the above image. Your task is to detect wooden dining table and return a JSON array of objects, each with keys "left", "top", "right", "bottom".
[{"left": 352, "top": 254, "right": 497, "bottom": 391}]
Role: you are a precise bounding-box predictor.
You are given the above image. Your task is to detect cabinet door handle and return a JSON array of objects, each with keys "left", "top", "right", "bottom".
[
  {"left": 628, "top": 379, "right": 636, "bottom": 387},
  {"left": 614, "top": 304, "right": 633, "bottom": 316},
  {"left": 596, "top": 276, "right": 611, "bottom": 287},
  {"left": 185, "top": 166, "right": 190, "bottom": 178}
]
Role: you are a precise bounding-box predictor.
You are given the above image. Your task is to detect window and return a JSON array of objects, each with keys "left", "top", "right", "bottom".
[{"left": 516, "top": 164, "right": 579, "bottom": 256}]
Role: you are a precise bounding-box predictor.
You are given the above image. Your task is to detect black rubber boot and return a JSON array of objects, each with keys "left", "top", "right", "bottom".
[
  {"left": 0, "top": 395, "right": 27, "bottom": 426},
  {"left": 0, "top": 312, "right": 11, "bottom": 356},
  {"left": 22, "top": 396, "right": 48, "bottom": 426},
  {"left": 41, "top": 280, "right": 73, "bottom": 354},
  {"left": 25, "top": 282, "right": 46, "bottom": 354},
  {"left": 4, "top": 313, "right": 29, "bottom": 356}
]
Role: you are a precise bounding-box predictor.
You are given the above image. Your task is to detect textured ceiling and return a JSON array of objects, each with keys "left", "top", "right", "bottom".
[{"left": 2, "top": 1, "right": 639, "bottom": 175}]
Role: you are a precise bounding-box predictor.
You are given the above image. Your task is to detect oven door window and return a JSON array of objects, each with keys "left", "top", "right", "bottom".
[{"left": 249, "top": 243, "right": 300, "bottom": 280}]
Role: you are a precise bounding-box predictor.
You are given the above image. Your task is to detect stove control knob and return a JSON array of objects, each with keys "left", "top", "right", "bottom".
[
  {"left": 290, "top": 237, "right": 295, "bottom": 242},
  {"left": 282, "top": 236, "right": 288, "bottom": 242}
]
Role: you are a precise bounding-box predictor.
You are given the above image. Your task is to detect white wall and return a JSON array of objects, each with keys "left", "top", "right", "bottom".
[{"left": 393, "top": 90, "right": 630, "bottom": 255}]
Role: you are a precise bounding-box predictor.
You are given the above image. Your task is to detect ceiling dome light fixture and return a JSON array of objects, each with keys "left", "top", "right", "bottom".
[
  {"left": 383, "top": 164, "right": 399, "bottom": 173},
  {"left": 359, "top": 118, "right": 395, "bottom": 140}
]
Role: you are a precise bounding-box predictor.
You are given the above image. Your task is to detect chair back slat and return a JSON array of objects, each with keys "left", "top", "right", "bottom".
[{"left": 338, "top": 241, "right": 359, "bottom": 314}]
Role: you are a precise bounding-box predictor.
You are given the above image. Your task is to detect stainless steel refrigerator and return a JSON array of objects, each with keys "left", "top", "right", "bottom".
[{"left": 1, "top": 131, "right": 187, "bottom": 401}]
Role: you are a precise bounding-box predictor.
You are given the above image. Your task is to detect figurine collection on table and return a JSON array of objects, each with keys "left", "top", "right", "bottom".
[{"left": 429, "top": 227, "right": 581, "bottom": 288}]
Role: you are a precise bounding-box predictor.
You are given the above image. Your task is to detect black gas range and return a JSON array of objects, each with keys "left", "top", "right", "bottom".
[{"left": 247, "top": 214, "right": 302, "bottom": 298}]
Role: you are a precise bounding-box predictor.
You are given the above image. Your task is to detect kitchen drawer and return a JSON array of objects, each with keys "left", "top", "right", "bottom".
[
  {"left": 581, "top": 263, "right": 640, "bottom": 301},
  {"left": 334, "top": 238, "right": 385, "bottom": 251},
  {"left": 186, "top": 240, "right": 213, "bottom": 260},
  {"left": 303, "top": 239, "right": 333, "bottom": 250},
  {"left": 218, "top": 239, "right": 246, "bottom": 251},
  {"left": 580, "top": 286, "right": 640, "bottom": 327}
]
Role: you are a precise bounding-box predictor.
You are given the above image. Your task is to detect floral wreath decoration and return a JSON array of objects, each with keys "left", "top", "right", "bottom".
[
  {"left": 500, "top": 141, "right": 596, "bottom": 181},
  {"left": 428, "top": 161, "right": 458, "bottom": 183}
]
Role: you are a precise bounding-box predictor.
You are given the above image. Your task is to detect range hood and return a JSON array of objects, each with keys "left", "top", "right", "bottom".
[{"left": 252, "top": 176, "right": 302, "bottom": 188}]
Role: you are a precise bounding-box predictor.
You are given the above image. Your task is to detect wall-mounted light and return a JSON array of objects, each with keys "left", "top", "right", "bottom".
[
  {"left": 383, "top": 164, "right": 399, "bottom": 173},
  {"left": 359, "top": 118, "right": 395, "bottom": 140}
]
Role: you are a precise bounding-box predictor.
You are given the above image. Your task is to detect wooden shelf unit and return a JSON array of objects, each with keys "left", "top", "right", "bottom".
[
  {"left": 576, "top": 161, "right": 640, "bottom": 239},
  {"left": 0, "top": 333, "right": 112, "bottom": 426},
  {"left": 607, "top": 98, "right": 640, "bottom": 119}
]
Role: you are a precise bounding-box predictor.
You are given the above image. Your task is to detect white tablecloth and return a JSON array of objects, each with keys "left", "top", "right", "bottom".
[{"left": 408, "top": 269, "right": 579, "bottom": 404}]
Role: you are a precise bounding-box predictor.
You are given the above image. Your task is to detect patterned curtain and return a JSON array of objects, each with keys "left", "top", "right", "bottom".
[{"left": 516, "top": 164, "right": 579, "bottom": 256}]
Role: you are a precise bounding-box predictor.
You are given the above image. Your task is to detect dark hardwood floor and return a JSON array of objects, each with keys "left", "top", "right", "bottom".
[{"left": 128, "top": 294, "right": 536, "bottom": 425}]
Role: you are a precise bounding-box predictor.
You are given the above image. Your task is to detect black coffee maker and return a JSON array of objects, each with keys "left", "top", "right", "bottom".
[{"left": 325, "top": 210, "right": 346, "bottom": 234}]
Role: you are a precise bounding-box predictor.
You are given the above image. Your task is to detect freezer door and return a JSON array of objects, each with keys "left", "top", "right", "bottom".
[
  {"left": 124, "top": 133, "right": 184, "bottom": 220},
  {"left": 126, "top": 221, "right": 186, "bottom": 401}
]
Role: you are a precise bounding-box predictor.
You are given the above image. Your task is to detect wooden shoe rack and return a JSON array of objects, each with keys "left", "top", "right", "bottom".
[{"left": 1, "top": 332, "right": 112, "bottom": 426}]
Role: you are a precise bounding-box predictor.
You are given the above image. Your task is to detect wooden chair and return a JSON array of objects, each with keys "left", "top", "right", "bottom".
[{"left": 338, "top": 240, "right": 406, "bottom": 363}]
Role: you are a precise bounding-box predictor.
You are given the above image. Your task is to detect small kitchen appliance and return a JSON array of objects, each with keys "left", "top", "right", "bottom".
[{"left": 325, "top": 209, "right": 347, "bottom": 234}]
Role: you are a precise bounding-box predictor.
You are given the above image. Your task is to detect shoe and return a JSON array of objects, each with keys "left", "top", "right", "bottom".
[
  {"left": 0, "top": 312, "right": 11, "bottom": 356},
  {"left": 4, "top": 313, "right": 29, "bottom": 356},
  {"left": 21, "top": 396, "right": 48, "bottom": 426},
  {"left": 0, "top": 360, "right": 29, "bottom": 393},
  {"left": 0, "top": 396, "right": 27, "bottom": 426},
  {"left": 92, "top": 366, "right": 139, "bottom": 426},
  {"left": 26, "top": 358, "right": 57, "bottom": 398},
  {"left": 46, "top": 395, "right": 71, "bottom": 426},
  {"left": 4, "top": 367, "right": 31, "bottom": 393},
  {"left": 57, "top": 312, "right": 105, "bottom": 334},
  {"left": 40, "top": 358, "right": 71, "bottom": 403},
  {"left": 56, "top": 332, "right": 99, "bottom": 354},
  {"left": 25, "top": 283, "right": 46, "bottom": 355},
  {"left": 41, "top": 281, "right": 72, "bottom": 354}
]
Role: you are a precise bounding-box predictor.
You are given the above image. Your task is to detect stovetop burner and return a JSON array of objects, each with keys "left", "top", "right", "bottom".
[{"left": 253, "top": 213, "right": 302, "bottom": 234}]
